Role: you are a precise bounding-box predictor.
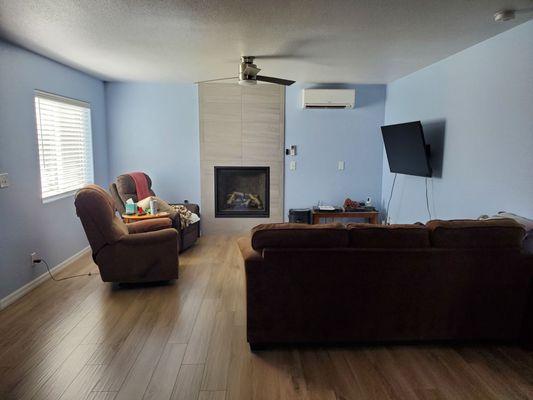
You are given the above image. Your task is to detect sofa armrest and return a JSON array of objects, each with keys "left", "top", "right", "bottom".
[
  {"left": 237, "top": 236, "right": 263, "bottom": 266},
  {"left": 126, "top": 218, "right": 173, "bottom": 234}
]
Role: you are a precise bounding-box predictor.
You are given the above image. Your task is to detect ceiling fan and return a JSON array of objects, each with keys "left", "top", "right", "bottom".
[{"left": 196, "top": 56, "right": 295, "bottom": 86}]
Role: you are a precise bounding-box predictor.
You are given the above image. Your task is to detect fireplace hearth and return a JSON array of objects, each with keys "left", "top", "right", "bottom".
[{"left": 215, "top": 166, "right": 270, "bottom": 218}]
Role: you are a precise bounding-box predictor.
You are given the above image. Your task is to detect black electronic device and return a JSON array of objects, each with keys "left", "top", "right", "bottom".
[
  {"left": 288, "top": 209, "right": 312, "bottom": 224},
  {"left": 381, "top": 121, "right": 432, "bottom": 177}
]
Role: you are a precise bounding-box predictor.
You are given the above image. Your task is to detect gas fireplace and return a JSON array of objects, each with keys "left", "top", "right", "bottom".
[{"left": 214, "top": 166, "right": 270, "bottom": 218}]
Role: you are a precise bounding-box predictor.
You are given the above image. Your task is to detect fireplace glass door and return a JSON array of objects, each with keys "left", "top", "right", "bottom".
[{"left": 214, "top": 166, "right": 270, "bottom": 218}]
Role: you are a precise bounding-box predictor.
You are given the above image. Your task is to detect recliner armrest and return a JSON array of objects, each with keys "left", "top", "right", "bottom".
[
  {"left": 122, "top": 228, "right": 178, "bottom": 246},
  {"left": 116, "top": 228, "right": 180, "bottom": 262},
  {"left": 171, "top": 203, "right": 200, "bottom": 215},
  {"left": 126, "top": 218, "right": 173, "bottom": 234}
]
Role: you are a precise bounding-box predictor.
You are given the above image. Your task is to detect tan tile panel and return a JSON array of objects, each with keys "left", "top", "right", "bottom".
[
  {"left": 199, "top": 83, "right": 241, "bottom": 104},
  {"left": 201, "top": 120, "right": 242, "bottom": 144},
  {"left": 199, "top": 83, "right": 284, "bottom": 233},
  {"left": 200, "top": 102, "right": 241, "bottom": 123}
]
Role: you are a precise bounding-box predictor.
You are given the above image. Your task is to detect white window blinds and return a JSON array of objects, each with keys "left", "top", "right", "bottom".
[{"left": 34, "top": 91, "right": 94, "bottom": 203}]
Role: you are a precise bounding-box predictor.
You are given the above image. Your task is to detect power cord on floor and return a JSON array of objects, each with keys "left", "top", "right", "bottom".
[{"left": 34, "top": 259, "right": 99, "bottom": 282}]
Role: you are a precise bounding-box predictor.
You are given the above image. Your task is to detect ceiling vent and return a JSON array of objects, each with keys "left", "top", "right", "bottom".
[{"left": 302, "top": 89, "right": 355, "bottom": 109}]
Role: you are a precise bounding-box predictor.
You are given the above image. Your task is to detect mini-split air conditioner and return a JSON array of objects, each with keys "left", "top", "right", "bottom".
[{"left": 301, "top": 89, "right": 355, "bottom": 109}]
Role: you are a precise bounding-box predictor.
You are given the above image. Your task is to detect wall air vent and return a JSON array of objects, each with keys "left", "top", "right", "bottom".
[{"left": 302, "top": 89, "right": 355, "bottom": 109}]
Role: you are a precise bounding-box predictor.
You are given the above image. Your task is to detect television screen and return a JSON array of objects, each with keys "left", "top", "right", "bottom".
[{"left": 381, "top": 121, "right": 432, "bottom": 177}]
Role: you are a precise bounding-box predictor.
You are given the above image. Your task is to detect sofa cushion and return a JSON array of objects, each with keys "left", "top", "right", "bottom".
[
  {"left": 251, "top": 223, "right": 348, "bottom": 250},
  {"left": 426, "top": 219, "right": 525, "bottom": 248},
  {"left": 347, "top": 223, "right": 430, "bottom": 248}
]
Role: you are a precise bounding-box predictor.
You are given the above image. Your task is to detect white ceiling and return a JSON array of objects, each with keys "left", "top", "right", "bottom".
[{"left": 0, "top": 0, "right": 531, "bottom": 83}]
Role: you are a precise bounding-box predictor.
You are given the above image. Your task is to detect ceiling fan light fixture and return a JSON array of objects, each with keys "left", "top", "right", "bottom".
[
  {"left": 238, "top": 79, "right": 257, "bottom": 86},
  {"left": 494, "top": 9, "right": 515, "bottom": 22},
  {"left": 196, "top": 55, "right": 294, "bottom": 86}
]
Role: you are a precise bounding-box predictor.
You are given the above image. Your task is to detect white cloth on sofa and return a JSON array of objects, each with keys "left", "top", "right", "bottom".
[{"left": 137, "top": 196, "right": 200, "bottom": 228}]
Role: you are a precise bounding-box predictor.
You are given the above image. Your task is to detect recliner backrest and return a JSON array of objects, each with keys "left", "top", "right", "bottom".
[
  {"left": 115, "top": 173, "right": 156, "bottom": 204},
  {"left": 75, "top": 185, "right": 129, "bottom": 255}
]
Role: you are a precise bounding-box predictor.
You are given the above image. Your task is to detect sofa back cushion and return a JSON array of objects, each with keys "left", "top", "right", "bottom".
[
  {"left": 347, "top": 223, "right": 430, "bottom": 248},
  {"left": 426, "top": 219, "right": 525, "bottom": 248},
  {"left": 251, "top": 223, "right": 348, "bottom": 251}
]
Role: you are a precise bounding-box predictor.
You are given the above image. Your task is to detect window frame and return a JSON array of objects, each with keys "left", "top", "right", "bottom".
[{"left": 34, "top": 90, "right": 95, "bottom": 204}]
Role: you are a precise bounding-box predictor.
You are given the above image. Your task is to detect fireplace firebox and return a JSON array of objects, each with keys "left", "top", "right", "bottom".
[{"left": 214, "top": 166, "right": 270, "bottom": 218}]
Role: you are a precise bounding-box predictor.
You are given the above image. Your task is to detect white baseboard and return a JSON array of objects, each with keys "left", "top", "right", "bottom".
[{"left": 0, "top": 246, "right": 91, "bottom": 311}]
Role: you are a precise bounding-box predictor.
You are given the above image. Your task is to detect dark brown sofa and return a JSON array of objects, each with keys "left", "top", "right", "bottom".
[
  {"left": 75, "top": 185, "right": 179, "bottom": 283},
  {"left": 238, "top": 220, "right": 533, "bottom": 350},
  {"left": 109, "top": 173, "right": 200, "bottom": 252}
]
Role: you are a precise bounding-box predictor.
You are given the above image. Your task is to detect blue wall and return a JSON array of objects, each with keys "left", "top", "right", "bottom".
[
  {"left": 284, "top": 84, "right": 386, "bottom": 217},
  {"left": 105, "top": 82, "right": 387, "bottom": 220},
  {"left": 381, "top": 21, "right": 533, "bottom": 223},
  {"left": 0, "top": 40, "right": 108, "bottom": 299},
  {"left": 105, "top": 83, "right": 200, "bottom": 204}
]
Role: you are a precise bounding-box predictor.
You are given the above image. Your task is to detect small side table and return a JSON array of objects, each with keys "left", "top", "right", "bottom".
[
  {"left": 312, "top": 211, "right": 379, "bottom": 225},
  {"left": 121, "top": 212, "right": 170, "bottom": 224}
]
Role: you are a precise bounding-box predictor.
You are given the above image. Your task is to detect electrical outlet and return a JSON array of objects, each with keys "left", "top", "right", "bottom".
[
  {"left": 289, "top": 161, "right": 296, "bottom": 170},
  {"left": 0, "top": 173, "right": 9, "bottom": 188},
  {"left": 30, "top": 252, "right": 39, "bottom": 265},
  {"left": 338, "top": 161, "right": 345, "bottom": 170}
]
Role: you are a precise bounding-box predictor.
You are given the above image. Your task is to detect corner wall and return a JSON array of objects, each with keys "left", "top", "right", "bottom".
[
  {"left": 105, "top": 83, "right": 201, "bottom": 204},
  {"left": 382, "top": 21, "right": 533, "bottom": 223},
  {"left": 0, "top": 41, "right": 108, "bottom": 300}
]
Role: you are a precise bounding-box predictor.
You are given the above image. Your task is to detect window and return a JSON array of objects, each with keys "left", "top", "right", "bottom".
[{"left": 34, "top": 91, "right": 94, "bottom": 203}]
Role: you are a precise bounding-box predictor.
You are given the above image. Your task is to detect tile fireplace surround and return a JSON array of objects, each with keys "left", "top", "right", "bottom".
[{"left": 199, "top": 83, "right": 285, "bottom": 233}]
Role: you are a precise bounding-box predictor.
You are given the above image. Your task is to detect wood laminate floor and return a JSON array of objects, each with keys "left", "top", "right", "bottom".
[{"left": 1, "top": 235, "right": 532, "bottom": 400}]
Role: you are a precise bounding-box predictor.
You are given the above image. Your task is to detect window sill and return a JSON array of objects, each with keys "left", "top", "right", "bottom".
[{"left": 42, "top": 189, "right": 79, "bottom": 204}]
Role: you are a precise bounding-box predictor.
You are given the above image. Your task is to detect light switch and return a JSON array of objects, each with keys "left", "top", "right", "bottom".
[
  {"left": 289, "top": 161, "right": 296, "bottom": 170},
  {"left": 338, "top": 161, "right": 345, "bottom": 170},
  {"left": 0, "top": 173, "right": 9, "bottom": 188}
]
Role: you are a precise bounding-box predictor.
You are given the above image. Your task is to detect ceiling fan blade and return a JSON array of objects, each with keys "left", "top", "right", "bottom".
[
  {"left": 255, "top": 75, "right": 295, "bottom": 86},
  {"left": 253, "top": 54, "right": 307, "bottom": 60},
  {"left": 243, "top": 65, "right": 261, "bottom": 76},
  {"left": 195, "top": 76, "right": 238, "bottom": 84}
]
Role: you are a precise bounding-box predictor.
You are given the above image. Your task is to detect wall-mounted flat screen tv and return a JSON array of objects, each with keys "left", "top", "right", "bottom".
[{"left": 381, "top": 121, "right": 432, "bottom": 177}]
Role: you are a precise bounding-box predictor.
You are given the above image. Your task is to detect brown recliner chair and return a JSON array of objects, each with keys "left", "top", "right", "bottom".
[
  {"left": 75, "top": 184, "right": 179, "bottom": 283},
  {"left": 109, "top": 173, "right": 200, "bottom": 252}
]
